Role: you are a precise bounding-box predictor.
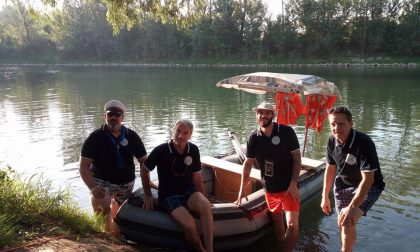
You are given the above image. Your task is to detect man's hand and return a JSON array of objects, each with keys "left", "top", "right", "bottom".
[
  {"left": 143, "top": 194, "right": 154, "bottom": 211},
  {"left": 149, "top": 181, "right": 158, "bottom": 190},
  {"left": 235, "top": 191, "right": 248, "bottom": 206},
  {"left": 91, "top": 185, "right": 106, "bottom": 199},
  {"left": 321, "top": 195, "right": 332, "bottom": 216},
  {"left": 338, "top": 205, "right": 357, "bottom": 227},
  {"left": 286, "top": 181, "right": 300, "bottom": 202}
]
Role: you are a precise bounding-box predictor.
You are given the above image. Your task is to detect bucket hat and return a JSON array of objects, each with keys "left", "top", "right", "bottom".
[{"left": 252, "top": 102, "right": 275, "bottom": 112}]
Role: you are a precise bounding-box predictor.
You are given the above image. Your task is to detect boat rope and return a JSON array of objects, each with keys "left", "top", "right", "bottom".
[{"left": 214, "top": 169, "right": 251, "bottom": 196}]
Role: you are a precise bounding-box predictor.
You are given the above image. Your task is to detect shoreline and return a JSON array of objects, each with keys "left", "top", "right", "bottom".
[{"left": 0, "top": 62, "right": 418, "bottom": 68}]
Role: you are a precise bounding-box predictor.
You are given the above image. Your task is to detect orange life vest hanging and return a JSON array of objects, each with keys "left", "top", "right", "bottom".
[
  {"left": 275, "top": 92, "right": 305, "bottom": 125},
  {"left": 304, "top": 94, "right": 337, "bottom": 133}
]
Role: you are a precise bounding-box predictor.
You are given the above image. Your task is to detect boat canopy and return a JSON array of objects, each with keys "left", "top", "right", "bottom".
[{"left": 216, "top": 72, "right": 341, "bottom": 156}]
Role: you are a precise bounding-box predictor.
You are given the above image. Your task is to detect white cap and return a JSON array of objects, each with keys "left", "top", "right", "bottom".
[
  {"left": 252, "top": 101, "right": 275, "bottom": 112},
  {"left": 104, "top": 100, "right": 126, "bottom": 113}
]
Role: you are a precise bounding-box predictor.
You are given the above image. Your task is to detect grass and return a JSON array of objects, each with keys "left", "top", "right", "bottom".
[{"left": 0, "top": 167, "right": 106, "bottom": 248}]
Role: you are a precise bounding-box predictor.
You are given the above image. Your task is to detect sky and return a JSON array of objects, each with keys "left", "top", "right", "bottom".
[
  {"left": 1, "top": 0, "right": 284, "bottom": 17},
  {"left": 263, "top": 0, "right": 284, "bottom": 17}
]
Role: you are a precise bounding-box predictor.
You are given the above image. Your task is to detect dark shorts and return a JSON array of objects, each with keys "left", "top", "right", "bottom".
[
  {"left": 159, "top": 187, "right": 198, "bottom": 214},
  {"left": 334, "top": 177, "right": 382, "bottom": 214}
]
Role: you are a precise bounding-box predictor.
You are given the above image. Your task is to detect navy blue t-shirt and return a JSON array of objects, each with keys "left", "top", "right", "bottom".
[
  {"left": 246, "top": 123, "right": 300, "bottom": 192},
  {"left": 327, "top": 129, "right": 385, "bottom": 190},
  {"left": 145, "top": 141, "right": 201, "bottom": 199},
  {"left": 81, "top": 125, "right": 147, "bottom": 184}
]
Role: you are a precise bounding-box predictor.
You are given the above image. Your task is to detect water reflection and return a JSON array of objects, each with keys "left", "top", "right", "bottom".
[{"left": 1, "top": 66, "right": 419, "bottom": 251}]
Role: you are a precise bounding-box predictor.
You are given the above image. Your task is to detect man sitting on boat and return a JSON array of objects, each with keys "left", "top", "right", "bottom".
[
  {"left": 140, "top": 119, "right": 214, "bottom": 252},
  {"left": 236, "top": 102, "right": 302, "bottom": 252}
]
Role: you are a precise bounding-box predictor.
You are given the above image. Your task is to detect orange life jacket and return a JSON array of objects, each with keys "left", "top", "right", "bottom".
[
  {"left": 275, "top": 92, "right": 305, "bottom": 125},
  {"left": 304, "top": 94, "right": 337, "bottom": 133}
]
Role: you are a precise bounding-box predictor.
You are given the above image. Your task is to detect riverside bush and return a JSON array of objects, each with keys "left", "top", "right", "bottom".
[{"left": 0, "top": 167, "right": 105, "bottom": 248}]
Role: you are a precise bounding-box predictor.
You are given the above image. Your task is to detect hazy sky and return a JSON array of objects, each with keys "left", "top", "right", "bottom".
[
  {"left": 263, "top": 0, "right": 284, "bottom": 17},
  {"left": 1, "top": 0, "right": 284, "bottom": 17}
]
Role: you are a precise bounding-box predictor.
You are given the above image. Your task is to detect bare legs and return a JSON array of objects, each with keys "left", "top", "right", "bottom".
[
  {"left": 339, "top": 207, "right": 364, "bottom": 252},
  {"left": 171, "top": 192, "right": 214, "bottom": 252},
  {"left": 271, "top": 211, "right": 299, "bottom": 252},
  {"left": 91, "top": 194, "right": 121, "bottom": 236}
]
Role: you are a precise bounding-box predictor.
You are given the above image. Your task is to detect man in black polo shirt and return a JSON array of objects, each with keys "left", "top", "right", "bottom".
[
  {"left": 321, "top": 106, "right": 385, "bottom": 252},
  {"left": 236, "top": 102, "right": 302, "bottom": 252},
  {"left": 79, "top": 100, "right": 147, "bottom": 235},
  {"left": 140, "top": 119, "right": 213, "bottom": 252}
]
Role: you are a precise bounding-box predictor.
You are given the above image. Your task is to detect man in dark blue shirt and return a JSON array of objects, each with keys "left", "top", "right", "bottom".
[
  {"left": 321, "top": 106, "right": 385, "bottom": 252},
  {"left": 80, "top": 100, "right": 147, "bottom": 235}
]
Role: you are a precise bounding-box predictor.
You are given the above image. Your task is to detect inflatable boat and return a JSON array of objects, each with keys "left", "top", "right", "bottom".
[{"left": 115, "top": 154, "right": 325, "bottom": 251}]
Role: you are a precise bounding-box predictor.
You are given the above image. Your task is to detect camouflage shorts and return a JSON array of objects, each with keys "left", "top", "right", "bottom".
[{"left": 93, "top": 178, "right": 134, "bottom": 205}]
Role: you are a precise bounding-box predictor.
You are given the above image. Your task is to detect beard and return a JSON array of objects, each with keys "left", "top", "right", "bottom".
[
  {"left": 257, "top": 117, "right": 273, "bottom": 128},
  {"left": 107, "top": 120, "right": 119, "bottom": 131}
]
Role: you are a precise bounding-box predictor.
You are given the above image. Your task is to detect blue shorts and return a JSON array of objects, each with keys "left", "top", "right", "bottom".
[
  {"left": 334, "top": 177, "right": 382, "bottom": 214},
  {"left": 159, "top": 187, "right": 197, "bottom": 214}
]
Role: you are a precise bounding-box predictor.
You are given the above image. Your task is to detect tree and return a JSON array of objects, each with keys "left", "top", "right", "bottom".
[
  {"left": 0, "top": 0, "right": 54, "bottom": 56},
  {"left": 49, "top": 0, "right": 115, "bottom": 59}
]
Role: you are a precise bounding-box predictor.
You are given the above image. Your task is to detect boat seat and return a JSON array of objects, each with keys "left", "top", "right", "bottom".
[
  {"left": 301, "top": 157, "right": 325, "bottom": 171},
  {"left": 201, "top": 156, "right": 261, "bottom": 181}
]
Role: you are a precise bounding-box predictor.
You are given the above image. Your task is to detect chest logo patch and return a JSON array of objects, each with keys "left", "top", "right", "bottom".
[
  {"left": 271, "top": 136, "right": 280, "bottom": 145},
  {"left": 184, "top": 156, "right": 193, "bottom": 166},
  {"left": 120, "top": 138, "right": 128, "bottom": 146},
  {"left": 345, "top": 153, "right": 357, "bottom": 166}
]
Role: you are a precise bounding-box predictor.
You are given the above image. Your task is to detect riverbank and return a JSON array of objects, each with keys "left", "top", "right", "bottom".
[
  {"left": 1, "top": 235, "right": 138, "bottom": 252},
  {"left": 1, "top": 55, "right": 419, "bottom": 68},
  {"left": 0, "top": 62, "right": 418, "bottom": 68},
  {"left": 0, "top": 168, "right": 138, "bottom": 252},
  {"left": 0, "top": 167, "right": 175, "bottom": 252}
]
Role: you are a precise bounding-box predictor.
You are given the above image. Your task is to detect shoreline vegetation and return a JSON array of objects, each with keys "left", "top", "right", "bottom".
[
  {"left": 0, "top": 62, "right": 418, "bottom": 69},
  {"left": 0, "top": 168, "right": 136, "bottom": 252}
]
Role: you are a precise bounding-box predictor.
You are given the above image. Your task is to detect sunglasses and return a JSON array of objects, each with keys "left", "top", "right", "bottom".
[
  {"left": 106, "top": 111, "right": 122, "bottom": 117},
  {"left": 327, "top": 106, "right": 350, "bottom": 114}
]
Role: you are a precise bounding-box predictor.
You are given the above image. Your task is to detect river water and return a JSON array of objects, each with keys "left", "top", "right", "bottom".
[{"left": 0, "top": 66, "right": 419, "bottom": 251}]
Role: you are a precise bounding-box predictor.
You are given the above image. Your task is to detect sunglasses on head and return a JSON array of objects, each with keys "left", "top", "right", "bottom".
[
  {"left": 106, "top": 111, "right": 122, "bottom": 117},
  {"left": 327, "top": 106, "right": 350, "bottom": 114}
]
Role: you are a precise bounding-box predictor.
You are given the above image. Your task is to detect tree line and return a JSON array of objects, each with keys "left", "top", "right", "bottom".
[{"left": 0, "top": 0, "right": 419, "bottom": 62}]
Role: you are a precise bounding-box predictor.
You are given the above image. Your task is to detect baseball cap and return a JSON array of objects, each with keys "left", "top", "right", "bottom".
[{"left": 104, "top": 100, "right": 126, "bottom": 113}]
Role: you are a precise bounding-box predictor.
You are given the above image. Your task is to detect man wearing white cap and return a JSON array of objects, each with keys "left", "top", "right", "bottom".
[
  {"left": 79, "top": 100, "right": 147, "bottom": 235},
  {"left": 236, "top": 101, "right": 302, "bottom": 252}
]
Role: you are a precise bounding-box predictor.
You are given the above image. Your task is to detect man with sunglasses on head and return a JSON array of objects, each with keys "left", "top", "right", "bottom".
[
  {"left": 140, "top": 119, "right": 213, "bottom": 252},
  {"left": 237, "top": 102, "right": 302, "bottom": 252},
  {"left": 321, "top": 106, "right": 385, "bottom": 252},
  {"left": 79, "top": 100, "right": 147, "bottom": 235}
]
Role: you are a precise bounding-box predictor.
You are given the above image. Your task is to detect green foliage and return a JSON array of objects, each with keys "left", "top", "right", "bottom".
[
  {"left": 0, "top": 167, "right": 104, "bottom": 248},
  {"left": 0, "top": 0, "right": 419, "bottom": 63},
  {"left": 103, "top": 0, "right": 207, "bottom": 35}
]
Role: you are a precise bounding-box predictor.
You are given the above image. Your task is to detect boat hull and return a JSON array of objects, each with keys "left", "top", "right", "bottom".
[{"left": 115, "top": 156, "right": 325, "bottom": 251}]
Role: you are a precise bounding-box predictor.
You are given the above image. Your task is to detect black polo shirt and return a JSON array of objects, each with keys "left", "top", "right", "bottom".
[
  {"left": 144, "top": 141, "right": 201, "bottom": 199},
  {"left": 246, "top": 123, "right": 300, "bottom": 193},
  {"left": 327, "top": 129, "right": 385, "bottom": 190},
  {"left": 81, "top": 125, "right": 147, "bottom": 184}
]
